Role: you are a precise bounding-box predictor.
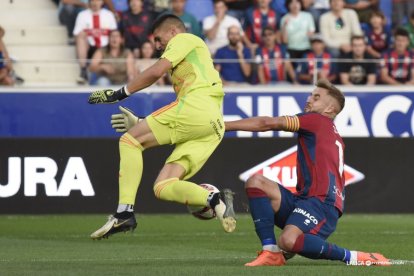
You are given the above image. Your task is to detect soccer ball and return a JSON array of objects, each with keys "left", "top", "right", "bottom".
[{"left": 187, "top": 183, "right": 219, "bottom": 220}]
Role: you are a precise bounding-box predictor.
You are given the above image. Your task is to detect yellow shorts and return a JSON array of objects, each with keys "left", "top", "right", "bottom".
[{"left": 146, "top": 90, "right": 224, "bottom": 179}]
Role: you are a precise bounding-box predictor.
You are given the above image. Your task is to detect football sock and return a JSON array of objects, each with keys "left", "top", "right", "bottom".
[
  {"left": 153, "top": 178, "right": 210, "bottom": 206},
  {"left": 116, "top": 204, "right": 134, "bottom": 213},
  {"left": 246, "top": 188, "right": 278, "bottom": 251},
  {"left": 292, "top": 233, "right": 351, "bottom": 262},
  {"left": 118, "top": 133, "right": 144, "bottom": 205}
]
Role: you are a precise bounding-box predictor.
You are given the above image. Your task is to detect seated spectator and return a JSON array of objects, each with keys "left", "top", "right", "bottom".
[
  {"left": 73, "top": 0, "right": 118, "bottom": 84},
  {"left": 203, "top": 0, "right": 244, "bottom": 55},
  {"left": 244, "top": 0, "right": 278, "bottom": 47},
  {"left": 88, "top": 29, "right": 136, "bottom": 85},
  {"left": 365, "top": 10, "right": 392, "bottom": 58},
  {"left": 298, "top": 33, "right": 336, "bottom": 84},
  {"left": 120, "top": 0, "right": 153, "bottom": 59},
  {"left": 308, "top": 0, "right": 330, "bottom": 31},
  {"left": 58, "top": 0, "right": 88, "bottom": 43},
  {"left": 256, "top": 26, "right": 297, "bottom": 84},
  {"left": 339, "top": 35, "right": 376, "bottom": 85},
  {"left": 392, "top": 0, "right": 414, "bottom": 30},
  {"left": 167, "top": 0, "right": 202, "bottom": 38},
  {"left": 136, "top": 40, "right": 166, "bottom": 85},
  {"left": 403, "top": 10, "right": 414, "bottom": 49},
  {"left": 214, "top": 25, "right": 252, "bottom": 84},
  {"left": 344, "top": 0, "right": 379, "bottom": 23},
  {"left": 0, "top": 26, "right": 14, "bottom": 86},
  {"left": 281, "top": 0, "right": 315, "bottom": 68},
  {"left": 320, "top": 0, "right": 362, "bottom": 58},
  {"left": 380, "top": 28, "right": 414, "bottom": 84}
]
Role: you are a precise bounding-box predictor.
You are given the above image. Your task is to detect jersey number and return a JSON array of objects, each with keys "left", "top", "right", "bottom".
[{"left": 335, "top": 140, "right": 344, "bottom": 176}]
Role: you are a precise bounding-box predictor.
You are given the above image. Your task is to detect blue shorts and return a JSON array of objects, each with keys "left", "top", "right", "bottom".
[{"left": 274, "top": 184, "right": 339, "bottom": 240}]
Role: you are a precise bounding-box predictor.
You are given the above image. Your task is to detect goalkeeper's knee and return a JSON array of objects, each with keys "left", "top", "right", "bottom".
[{"left": 153, "top": 178, "right": 179, "bottom": 200}]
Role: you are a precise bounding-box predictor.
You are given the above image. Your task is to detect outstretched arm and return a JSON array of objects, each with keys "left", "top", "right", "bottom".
[
  {"left": 88, "top": 58, "right": 171, "bottom": 104},
  {"left": 225, "top": 116, "right": 288, "bottom": 132}
]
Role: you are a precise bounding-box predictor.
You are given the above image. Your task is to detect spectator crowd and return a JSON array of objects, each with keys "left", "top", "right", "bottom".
[{"left": 2, "top": 0, "right": 414, "bottom": 86}]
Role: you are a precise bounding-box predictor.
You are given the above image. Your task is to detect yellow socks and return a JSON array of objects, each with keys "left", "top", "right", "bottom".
[
  {"left": 118, "top": 133, "right": 144, "bottom": 205},
  {"left": 154, "top": 178, "right": 210, "bottom": 206}
]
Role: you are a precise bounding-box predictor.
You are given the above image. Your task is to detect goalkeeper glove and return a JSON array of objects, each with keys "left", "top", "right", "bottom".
[
  {"left": 88, "top": 86, "right": 129, "bottom": 104},
  {"left": 111, "top": 106, "right": 141, "bottom": 133}
]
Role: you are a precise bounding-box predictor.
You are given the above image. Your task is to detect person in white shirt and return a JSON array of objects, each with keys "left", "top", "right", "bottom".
[
  {"left": 73, "top": 0, "right": 117, "bottom": 84},
  {"left": 203, "top": 0, "right": 244, "bottom": 55},
  {"left": 281, "top": 0, "right": 315, "bottom": 68},
  {"left": 319, "top": 0, "right": 362, "bottom": 58}
]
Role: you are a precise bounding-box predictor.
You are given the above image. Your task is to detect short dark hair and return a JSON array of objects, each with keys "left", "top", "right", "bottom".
[
  {"left": 351, "top": 35, "right": 366, "bottom": 44},
  {"left": 285, "top": 0, "right": 304, "bottom": 11},
  {"left": 151, "top": 14, "right": 186, "bottom": 33},
  {"left": 262, "top": 26, "right": 276, "bottom": 36},
  {"left": 395, "top": 27, "right": 409, "bottom": 38},
  {"left": 315, "top": 79, "right": 345, "bottom": 113}
]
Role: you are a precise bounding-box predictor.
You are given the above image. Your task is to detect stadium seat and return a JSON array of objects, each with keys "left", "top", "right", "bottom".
[{"left": 1, "top": 0, "right": 79, "bottom": 86}]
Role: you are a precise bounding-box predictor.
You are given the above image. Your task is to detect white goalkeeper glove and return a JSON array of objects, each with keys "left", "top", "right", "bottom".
[{"left": 111, "top": 106, "right": 142, "bottom": 133}]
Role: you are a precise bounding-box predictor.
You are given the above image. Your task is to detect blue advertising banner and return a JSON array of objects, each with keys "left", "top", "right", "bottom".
[{"left": 1, "top": 86, "right": 414, "bottom": 137}]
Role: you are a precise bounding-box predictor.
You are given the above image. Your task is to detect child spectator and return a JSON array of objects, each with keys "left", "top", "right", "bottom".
[
  {"left": 338, "top": 35, "right": 376, "bottom": 85},
  {"left": 120, "top": 0, "right": 153, "bottom": 58},
  {"left": 214, "top": 25, "right": 252, "bottom": 84},
  {"left": 380, "top": 28, "right": 414, "bottom": 84},
  {"left": 73, "top": 0, "right": 118, "bottom": 84},
  {"left": 88, "top": 29, "right": 136, "bottom": 85},
  {"left": 256, "top": 26, "right": 297, "bottom": 84},
  {"left": 298, "top": 33, "right": 336, "bottom": 84},
  {"left": 365, "top": 10, "right": 392, "bottom": 58}
]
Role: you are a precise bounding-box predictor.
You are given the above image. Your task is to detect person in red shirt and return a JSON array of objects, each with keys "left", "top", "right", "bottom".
[{"left": 225, "top": 79, "right": 390, "bottom": 267}]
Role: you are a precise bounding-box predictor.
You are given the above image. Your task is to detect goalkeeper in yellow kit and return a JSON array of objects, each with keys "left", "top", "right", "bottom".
[{"left": 88, "top": 14, "right": 236, "bottom": 239}]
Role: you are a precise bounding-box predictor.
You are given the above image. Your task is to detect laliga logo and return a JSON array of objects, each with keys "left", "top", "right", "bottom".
[{"left": 239, "top": 146, "right": 364, "bottom": 192}]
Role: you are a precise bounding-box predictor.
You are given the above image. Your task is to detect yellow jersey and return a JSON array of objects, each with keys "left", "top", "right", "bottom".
[{"left": 161, "top": 33, "right": 223, "bottom": 98}]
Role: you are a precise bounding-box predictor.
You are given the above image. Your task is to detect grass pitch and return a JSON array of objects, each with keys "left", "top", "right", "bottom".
[{"left": 1, "top": 214, "right": 413, "bottom": 275}]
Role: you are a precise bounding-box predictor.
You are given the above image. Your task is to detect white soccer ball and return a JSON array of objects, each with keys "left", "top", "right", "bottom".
[{"left": 187, "top": 183, "right": 220, "bottom": 220}]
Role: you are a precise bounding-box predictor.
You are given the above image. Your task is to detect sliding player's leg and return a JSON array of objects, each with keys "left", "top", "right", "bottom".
[
  {"left": 278, "top": 198, "right": 390, "bottom": 266},
  {"left": 244, "top": 175, "right": 291, "bottom": 266}
]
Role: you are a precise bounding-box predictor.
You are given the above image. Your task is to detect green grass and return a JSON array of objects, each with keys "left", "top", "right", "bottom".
[{"left": 0, "top": 214, "right": 413, "bottom": 275}]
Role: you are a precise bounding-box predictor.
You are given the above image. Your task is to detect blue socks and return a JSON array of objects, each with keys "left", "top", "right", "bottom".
[
  {"left": 246, "top": 188, "right": 277, "bottom": 248},
  {"left": 293, "top": 233, "right": 351, "bottom": 262}
]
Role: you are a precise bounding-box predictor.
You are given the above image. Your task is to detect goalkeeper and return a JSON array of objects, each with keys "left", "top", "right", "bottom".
[{"left": 88, "top": 14, "right": 236, "bottom": 239}]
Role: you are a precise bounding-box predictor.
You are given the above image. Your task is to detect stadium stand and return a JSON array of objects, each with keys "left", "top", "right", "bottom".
[{"left": 0, "top": 0, "right": 79, "bottom": 86}]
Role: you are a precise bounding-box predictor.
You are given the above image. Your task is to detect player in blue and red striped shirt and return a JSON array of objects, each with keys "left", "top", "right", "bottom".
[{"left": 225, "top": 79, "right": 390, "bottom": 267}]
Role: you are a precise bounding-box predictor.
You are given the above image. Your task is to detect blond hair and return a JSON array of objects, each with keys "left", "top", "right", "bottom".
[{"left": 315, "top": 79, "right": 345, "bottom": 113}]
